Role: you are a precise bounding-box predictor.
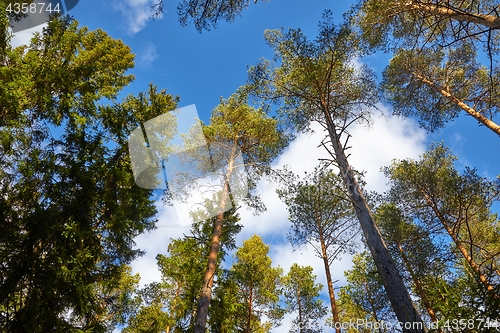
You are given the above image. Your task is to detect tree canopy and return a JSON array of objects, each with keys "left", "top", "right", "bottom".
[
  {"left": 2, "top": 2, "right": 499, "bottom": 333},
  {"left": 0, "top": 15, "right": 180, "bottom": 332}
]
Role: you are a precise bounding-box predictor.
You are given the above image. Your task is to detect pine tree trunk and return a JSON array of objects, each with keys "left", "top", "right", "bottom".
[
  {"left": 321, "top": 107, "right": 426, "bottom": 333},
  {"left": 318, "top": 227, "right": 341, "bottom": 333},
  {"left": 407, "top": 2, "right": 500, "bottom": 29},
  {"left": 246, "top": 284, "right": 253, "bottom": 333},
  {"left": 165, "top": 281, "right": 182, "bottom": 333},
  {"left": 297, "top": 288, "right": 303, "bottom": 333},
  {"left": 410, "top": 71, "right": 500, "bottom": 136},
  {"left": 363, "top": 279, "right": 384, "bottom": 333},
  {"left": 194, "top": 142, "right": 238, "bottom": 333},
  {"left": 397, "top": 242, "right": 441, "bottom": 329},
  {"left": 420, "top": 191, "right": 499, "bottom": 298}
]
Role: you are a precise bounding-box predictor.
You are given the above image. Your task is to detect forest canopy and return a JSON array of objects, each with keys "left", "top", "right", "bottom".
[{"left": 1, "top": 1, "right": 499, "bottom": 332}]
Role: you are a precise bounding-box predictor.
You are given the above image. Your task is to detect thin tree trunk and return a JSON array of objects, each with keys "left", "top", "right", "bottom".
[
  {"left": 165, "top": 281, "right": 182, "bottom": 333},
  {"left": 321, "top": 106, "right": 426, "bottom": 333},
  {"left": 396, "top": 242, "right": 441, "bottom": 329},
  {"left": 194, "top": 142, "right": 238, "bottom": 333},
  {"left": 421, "top": 191, "right": 499, "bottom": 298},
  {"left": 297, "top": 288, "right": 303, "bottom": 333},
  {"left": 411, "top": 71, "right": 500, "bottom": 136},
  {"left": 363, "top": 279, "right": 384, "bottom": 333},
  {"left": 405, "top": 1, "right": 500, "bottom": 29},
  {"left": 318, "top": 227, "right": 341, "bottom": 333},
  {"left": 246, "top": 285, "right": 253, "bottom": 333}
]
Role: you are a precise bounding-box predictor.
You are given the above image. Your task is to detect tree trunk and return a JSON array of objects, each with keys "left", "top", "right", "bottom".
[
  {"left": 318, "top": 227, "right": 341, "bottom": 333},
  {"left": 246, "top": 284, "right": 253, "bottom": 333},
  {"left": 363, "top": 279, "right": 384, "bottom": 333},
  {"left": 410, "top": 71, "right": 500, "bottom": 136},
  {"left": 297, "top": 287, "right": 303, "bottom": 333},
  {"left": 420, "top": 191, "right": 499, "bottom": 298},
  {"left": 396, "top": 242, "right": 441, "bottom": 330},
  {"left": 194, "top": 142, "right": 238, "bottom": 333},
  {"left": 406, "top": 1, "right": 500, "bottom": 29},
  {"left": 165, "top": 281, "right": 182, "bottom": 333},
  {"left": 321, "top": 107, "right": 426, "bottom": 333}
]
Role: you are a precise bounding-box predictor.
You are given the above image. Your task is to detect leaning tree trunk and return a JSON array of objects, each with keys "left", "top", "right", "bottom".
[
  {"left": 397, "top": 242, "right": 441, "bottom": 330},
  {"left": 194, "top": 142, "right": 238, "bottom": 333},
  {"left": 321, "top": 107, "right": 426, "bottom": 333},
  {"left": 407, "top": 2, "right": 500, "bottom": 30},
  {"left": 420, "top": 191, "right": 499, "bottom": 299},
  {"left": 318, "top": 226, "right": 341, "bottom": 333},
  {"left": 410, "top": 71, "right": 500, "bottom": 137}
]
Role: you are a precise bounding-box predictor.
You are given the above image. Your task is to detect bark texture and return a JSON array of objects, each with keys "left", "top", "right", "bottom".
[{"left": 322, "top": 106, "right": 426, "bottom": 333}]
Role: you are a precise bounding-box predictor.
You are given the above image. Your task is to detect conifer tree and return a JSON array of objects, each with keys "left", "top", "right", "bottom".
[
  {"left": 282, "top": 264, "right": 327, "bottom": 333},
  {"left": 277, "top": 165, "right": 358, "bottom": 332},
  {"left": 248, "top": 14, "right": 426, "bottom": 331}
]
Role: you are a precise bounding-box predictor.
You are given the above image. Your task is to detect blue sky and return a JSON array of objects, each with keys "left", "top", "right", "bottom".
[{"left": 10, "top": 0, "right": 500, "bottom": 331}]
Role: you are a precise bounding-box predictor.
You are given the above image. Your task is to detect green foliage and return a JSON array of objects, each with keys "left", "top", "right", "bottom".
[
  {"left": 124, "top": 237, "right": 207, "bottom": 333},
  {"left": 178, "top": 89, "right": 290, "bottom": 217},
  {"left": 124, "top": 207, "right": 242, "bottom": 333},
  {"left": 375, "top": 203, "right": 452, "bottom": 323},
  {"left": 282, "top": 264, "right": 327, "bottom": 333},
  {"left": 338, "top": 252, "right": 393, "bottom": 330},
  {"left": 203, "top": 90, "right": 290, "bottom": 203},
  {"left": 213, "top": 235, "right": 284, "bottom": 333},
  {"left": 381, "top": 43, "right": 499, "bottom": 133},
  {"left": 152, "top": 0, "right": 268, "bottom": 32},
  {"left": 375, "top": 203, "right": 450, "bottom": 284},
  {"left": 351, "top": 0, "right": 500, "bottom": 135},
  {"left": 1, "top": 15, "right": 135, "bottom": 128},
  {"left": 383, "top": 142, "right": 500, "bottom": 321},
  {"left": 277, "top": 165, "right": 358, "bottom": 257},
  {"left": 248, "top": 14, "right": 378, "bottom": 134},
  {"left": 0, "top": 15, "right": 179, "bottom": 332},
  {"left": 351, "top": 0, "right": 500, "bottom": 53},
  {"left": 0, "top": 0, "right": 36, "bottom": 55}
]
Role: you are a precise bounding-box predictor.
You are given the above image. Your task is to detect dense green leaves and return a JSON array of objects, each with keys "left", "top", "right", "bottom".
[
  {"left": 1, "top": 15, "right": 135, "bottom": 128},
  {"left": 0, "top": 15, "right": 178, "bottom": 332},
  {"left": 224, "top": 235, "right": 284, "bottom": 333},
  {"left": 351, "top": 0, "right": 500, "bottom": 136}
]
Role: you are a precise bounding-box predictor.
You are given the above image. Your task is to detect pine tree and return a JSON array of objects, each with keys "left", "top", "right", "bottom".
[
  {"left": 282, "top": 264, "right": 327, "bottom": 333},
  {"left": 277, "top": 165, "right": 358, "bottom": 332},
  {"left": 248, "top": 14, "right": 426, "bottom": 331}
]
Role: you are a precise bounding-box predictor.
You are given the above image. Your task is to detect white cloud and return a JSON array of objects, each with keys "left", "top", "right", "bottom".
[
  {"left": 136, "top": 42, "right": 159, "bottom": 68},
  {"left": 130, "top": 202, "right": 191, "bottom": 288},
  {"left": 348, "top": 106, "right": 428, "bottom": 193},
  {"left": 112, "top": 0, "right": 161, "bottom": 35},
  {"left": 10, "top": 23, "right": 46, "bottom": 48}
]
